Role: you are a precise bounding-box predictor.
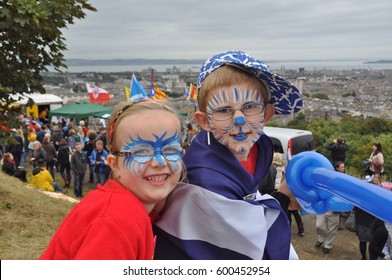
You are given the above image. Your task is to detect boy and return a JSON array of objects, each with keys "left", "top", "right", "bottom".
[
  {"left": 70, "top": 142, "right": 87, "bottom": 198},
  {"left": 154, "top": 50, "right": 302, "bottom": 259}
]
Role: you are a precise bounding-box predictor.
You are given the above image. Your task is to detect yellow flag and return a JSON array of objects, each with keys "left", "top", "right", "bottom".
[{"left": 125, "top": 86, "right": 130, "bottom": 102}]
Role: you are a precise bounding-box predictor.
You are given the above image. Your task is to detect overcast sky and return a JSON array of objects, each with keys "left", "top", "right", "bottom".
[{"left": 63, "top": 0, "right": 392, "bottom": 61}]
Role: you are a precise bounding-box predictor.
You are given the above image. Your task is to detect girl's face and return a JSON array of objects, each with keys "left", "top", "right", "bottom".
[
  {"left": 109, "top": 110, "right": 182, "bottom": 211},
  {"left": 196, "top": 81, "right": 274, "bottom": 161}
]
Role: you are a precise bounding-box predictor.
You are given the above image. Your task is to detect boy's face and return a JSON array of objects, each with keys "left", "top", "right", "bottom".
[
  {"left": 108, "top": 110, "right": 182, "bottom": 209},
  {"left": 195, "top": 81, "right": 274, "bottom": 160}
]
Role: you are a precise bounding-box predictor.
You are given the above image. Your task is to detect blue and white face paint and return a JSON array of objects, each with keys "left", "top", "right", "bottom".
[
  {"left": 121, "top": 131, "right": 183, "bottom": 177},
  {"left": 206, "top": 83, "right": 266, "bottom": 159}
]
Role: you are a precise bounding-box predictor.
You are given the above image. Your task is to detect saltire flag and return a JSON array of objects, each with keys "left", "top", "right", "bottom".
[
  {"left": 149, "top": 83, "right": 167, "bottom": 101},
  {"left": 86, "top": 83, "right": 110, "bottom": 103},
  {"left": 188, "top": 83, "right": 198, "bottom": 105},
  {"left": 125, "top": 86, "right": 130, "bottom": 102},
  {"left": 130, "top": 74, "right": 149, "bottom": 101},
  {"left": 184, "top": 87, "right": 189, "bottom": 100}
]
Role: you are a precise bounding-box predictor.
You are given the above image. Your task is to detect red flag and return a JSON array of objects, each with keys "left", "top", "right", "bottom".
[
  {"left": 150, "top": 83, "right": 167, "bottom": 101},
  {"left": 188, "top": 83, "right": 198, "bottom": 104},
  {"left": 86, "top": 83, "right": 110, "bottom": 103}
]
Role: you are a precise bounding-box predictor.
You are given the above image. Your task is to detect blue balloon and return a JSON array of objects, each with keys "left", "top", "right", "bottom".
[{"left": 286, "top": 151, "right": 392, "bottom": 224}]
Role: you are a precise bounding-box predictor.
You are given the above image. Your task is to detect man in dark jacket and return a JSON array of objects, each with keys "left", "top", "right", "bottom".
[{"left": 327, "top": 137, "right": 349, "bottom": 165}]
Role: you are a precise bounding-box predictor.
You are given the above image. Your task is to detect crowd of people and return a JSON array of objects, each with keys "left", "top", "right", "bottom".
[
  {"left": 1, "top": 50, "right": 391, "bottom": 260},
  {"left": 1, "top": 114, "right": 110, "bottom": 198}
]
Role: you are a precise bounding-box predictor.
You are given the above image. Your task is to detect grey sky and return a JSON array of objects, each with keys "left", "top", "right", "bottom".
[{"left": 63, "top": 0, "right": 392, "bottom": 61}]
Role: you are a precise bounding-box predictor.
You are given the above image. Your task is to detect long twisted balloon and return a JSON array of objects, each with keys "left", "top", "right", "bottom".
[{"left": 285, "top": 151, "right": 392, "bottom": 224}]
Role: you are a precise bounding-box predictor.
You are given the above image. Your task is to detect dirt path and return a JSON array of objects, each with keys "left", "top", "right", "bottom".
[{"left": 291, "top": 214, "right": 361, "bottom": 260}]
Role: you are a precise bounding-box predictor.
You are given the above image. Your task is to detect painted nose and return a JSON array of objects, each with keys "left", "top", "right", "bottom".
[
  {"left": 151, "top": 152, "right": 166, "bottom": 166},
  {"left": 233, "top": 115, "right": 246, "bottom": 126}
]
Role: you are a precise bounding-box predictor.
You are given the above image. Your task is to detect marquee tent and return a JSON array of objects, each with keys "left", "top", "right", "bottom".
[{"left": 48, "top": 102, "right": 112, "bottom": 124}]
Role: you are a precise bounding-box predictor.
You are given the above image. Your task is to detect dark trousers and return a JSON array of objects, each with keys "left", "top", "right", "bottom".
[{"left": 74, "top": 172, "right": 85, "bottom": 197}]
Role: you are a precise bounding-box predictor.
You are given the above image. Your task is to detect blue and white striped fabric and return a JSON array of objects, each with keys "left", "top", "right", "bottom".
[
  {"left": 154, "top": 131, "right": 298, "bottom": 260},
  {"left": 197, "top": 50, "right": 303, "bottom": 115}
]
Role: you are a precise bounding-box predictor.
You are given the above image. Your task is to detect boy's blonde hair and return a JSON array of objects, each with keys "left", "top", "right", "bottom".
[{"left": 197, "top": 65, "right": 269, "bottom": 112}]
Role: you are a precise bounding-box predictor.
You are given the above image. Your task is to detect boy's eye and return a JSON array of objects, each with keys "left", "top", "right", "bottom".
[{"left": 215, "top": 107, "right": 233, "bottom": 114}]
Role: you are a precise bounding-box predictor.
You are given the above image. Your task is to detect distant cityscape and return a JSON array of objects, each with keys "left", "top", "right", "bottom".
[{"left": 43, "top": 60, "right": 392, "bottom": 124}]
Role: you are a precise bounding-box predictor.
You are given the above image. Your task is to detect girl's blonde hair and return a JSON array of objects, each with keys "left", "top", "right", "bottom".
[{"left": 197, "top": 65, "right": 269, "bottom": 112}]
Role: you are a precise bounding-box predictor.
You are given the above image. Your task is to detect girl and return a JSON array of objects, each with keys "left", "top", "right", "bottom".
[
  {"left": 39, "top": 101, "right": 184, "bottom": 260},
  {"left": 368, "top": 142, "right": 384, "bottom": 176}
]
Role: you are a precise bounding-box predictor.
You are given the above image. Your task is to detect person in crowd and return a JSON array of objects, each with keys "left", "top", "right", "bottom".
[
  {"left": 184, "top": 123, "right": 195, "bottom": 145},
  {"left": 367, "top": 141, "right": 384, "bottom": 176},
  {"left": 97, "top": 126, "right": 108, "bottom": 151},
  {"left": 288, "top": 196, "right": 305, "bottom": 237},
  {"left": 258, "top": 164, "right": 277, "bottom": 195},
  {"left": 39, "top": 108, "right": 49, "bottom": 124},
  {"left": 5, "top": 128, "right": 24, "bottom": 168},
  {"left": 57, "top": 138, "right": 72, "bottom": 188},
  {"left": 327, "top": 136, "right": 349, "bottom": 165},
  {"left": 67, "top": 129, "right": 80, "bottom": 150},
  {"left": 1, "top": 152, "right": 27, "bottom": 182},
  {"left": 272, "top": 145, "right": 285, "bottom": 189},
  {"left": 70, "top": 142, "right": 87, "bottom": 198},
  {"left": 79, "top": 119, "right": 89, "bottom": 137},
  {"left": 42, "top": 135, "right": 57, "bottom": 179},
  {"left": 315, "top": 161, "right": 346, "bottom": 253},
  {"left": 28, "top": 120, "right": 41, "bottom": 132},
  {"left": 83, "top": 131, "right": 97, "bottom": 183},
  {"left": 90, "top": 139, "right": 109, "bottom": 186},
  {"left": 31, "top": 140, "right": 46, "bottom": 168},
  {"left": 27, "top": 127, "right": 37, "bottom": 158},
  {"left": 17, "top": 128, "right": 27, "bottom": 169},
  {"left": 36, "top": 125, "right": 47, "bottom": 143},
  {"left": 369, "top": 217, "right": 389, "bottom": 260},
  {"left": 384, "top": 223, "right": 392, "bottom": 260},
  {"left": 154, "top": 50, "right": 303, "bottom": 260},
  {"left": 76, "top": 126, "right": 85, "bottom": 149},
  {"left": 31, "top": 159, "right": 66, "bottom": 193},
  {"left": 51, "top": 125, "right": 63, "bottom": 151},
  {"left": 354, "top": 175, "right": 380, "bottom": 259},
  {"left": 366, "top": 174, "right": 389, "bottom": 260},
  {"left": 39, "top": 100, "right": 184, "bottom": 259}
]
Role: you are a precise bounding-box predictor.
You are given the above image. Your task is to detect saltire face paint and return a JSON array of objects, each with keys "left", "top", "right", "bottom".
[{"left": 121, "top": 131, "right": 183, "bottom": 176}]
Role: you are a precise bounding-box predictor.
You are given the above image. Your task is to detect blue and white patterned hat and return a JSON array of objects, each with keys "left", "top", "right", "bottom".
[{"left": 197, "top": 50, "right": 303, "bottom": 115}]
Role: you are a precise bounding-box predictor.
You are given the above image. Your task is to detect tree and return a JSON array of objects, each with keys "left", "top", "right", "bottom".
[
  {"left": 0, "top": 0, "right": 95, "bottom": 147},
  {"left": 0, "top": 0, "right": 96, "bottom": 106}
]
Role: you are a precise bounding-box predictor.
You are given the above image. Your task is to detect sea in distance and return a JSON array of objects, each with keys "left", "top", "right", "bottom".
[{"left": 58, "top": 59, "right": 392, "bottom": 73}]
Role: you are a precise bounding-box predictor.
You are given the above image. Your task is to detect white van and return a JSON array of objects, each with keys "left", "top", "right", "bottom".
[{"left": 263, "top": 126, "right": 315, "bottom": 167}]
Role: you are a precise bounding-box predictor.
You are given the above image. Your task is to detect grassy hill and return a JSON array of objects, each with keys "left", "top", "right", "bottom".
[
  {"left": 0, "top": 172, "right": 76, "bottom": 259},
  {"left": 0, "top": 171, "right": 363, "bottom": 260}
]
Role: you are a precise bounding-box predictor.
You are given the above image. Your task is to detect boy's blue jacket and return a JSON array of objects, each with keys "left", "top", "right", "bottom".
[{"left": 154, "top": 130, "right": 295, "bottom": 260}]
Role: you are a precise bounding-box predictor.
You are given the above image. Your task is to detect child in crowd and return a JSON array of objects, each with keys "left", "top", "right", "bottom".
[
  {"left": 90, "top": 139, "right": 109, "bottom": 186},
  {"left": 70, "top": 142, "right": 87, "bottom": 198},
  {"left": 154, "top": 50, "right": 303, "bottom": 259},
  {"left": 40, "top": 101, "right": 184, "bottom": 260}
]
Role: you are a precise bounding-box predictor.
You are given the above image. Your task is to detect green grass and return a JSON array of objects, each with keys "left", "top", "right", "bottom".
[{"left": 0, "top": 172, "right": 76, "bottom": 259}]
